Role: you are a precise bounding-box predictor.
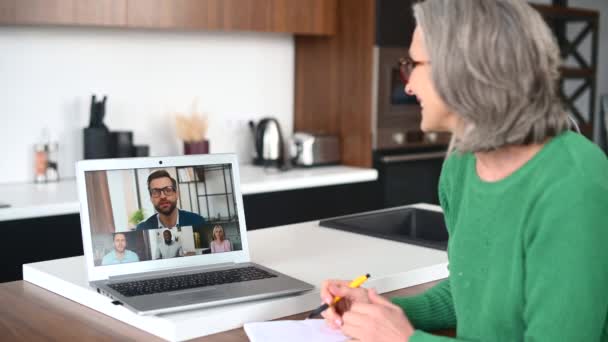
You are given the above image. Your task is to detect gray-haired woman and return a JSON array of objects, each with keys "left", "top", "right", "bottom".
[{"left": 319, "top": 0, "right": 608, "bottom": 341}]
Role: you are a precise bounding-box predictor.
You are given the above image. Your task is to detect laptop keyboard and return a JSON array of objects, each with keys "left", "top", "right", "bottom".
[{"left": 108, "top": 266, "right": 278, "bottom": 297}]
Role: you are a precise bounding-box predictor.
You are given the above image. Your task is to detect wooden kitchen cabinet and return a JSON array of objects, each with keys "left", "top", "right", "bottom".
[
  {"left": 127, "top": 0, "right": 220, "bottom": 30},
  {"left": 9, "top": 0, "right": 126, "bottom": 27},
  {"left": 14, "top": 0, "right": 75, "bottom": 25},
  {"left": 0, "top": 0, "right": 15, "bottom": 24},
  {"left": 127, "top": 0, "right": 336, "bottom": 35},
  {"left": 1, "top": 0, "right": 335, "bottom": 35},
  {"left": 126, "top": 0, "right": 270, "bottom": 31},
  {"left": 295, "top": 0, "right": 375, "bottom": 168},
  {"left": 272, "top": 0, "right": 337, "bottom": 35},
  {"left": 74, "top": 0, "right": 127, "bottom": 27}
]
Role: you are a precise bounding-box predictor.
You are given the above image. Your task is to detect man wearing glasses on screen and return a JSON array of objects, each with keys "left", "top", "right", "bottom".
[{"left": 136, "top": 170, "right": 206, "bottom": 231}]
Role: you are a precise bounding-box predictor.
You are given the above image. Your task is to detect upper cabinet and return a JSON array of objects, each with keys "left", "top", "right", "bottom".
[
  {"left": 271, "top": 0, "right": 337, "bottom": 35},
  {"left": 126, "top": 0, "right": 337, "bottom": 35},
  {"left": 0, "top": 0, "right": 336, "bottom": 35},
  {"left": 3, "top": 0, "right": 127, "bottom": 27},
  {"left": 15, "top": 0, "right": 76, "bottom": 26},
  {"left": 126, "top": 0, "right": 266, "bottom": 31},
  {"left": 75, "top": 0, "right": 127, "bottom": 27},
  {"left": 0, "top": 0, "right": 15, "bottom": 24}
]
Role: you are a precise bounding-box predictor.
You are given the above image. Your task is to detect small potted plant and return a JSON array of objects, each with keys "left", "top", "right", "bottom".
[{"left": 129, "top": 208, "right": 146, "bottom": 228}]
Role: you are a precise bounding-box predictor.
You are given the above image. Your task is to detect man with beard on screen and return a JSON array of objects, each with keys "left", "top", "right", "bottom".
[
  {"left": 156, "top": 229, "right": 183, "bottom": 259},
  {"left": 101, "top": 232, "right": 140, "bottom": 265},
  {"left": 136, "top": 170, "right": 206, "bottom": 233}
]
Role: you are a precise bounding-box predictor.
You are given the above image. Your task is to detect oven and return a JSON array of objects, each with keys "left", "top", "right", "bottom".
[
  {"left": 371, "top": 1, "right": 451, "bottom": 207},
  {"left": 373, "top": 46, "right": 452, "bottom": 151},
  {"left": 372, "top": 47, "right": 450, "bottom": 206}
]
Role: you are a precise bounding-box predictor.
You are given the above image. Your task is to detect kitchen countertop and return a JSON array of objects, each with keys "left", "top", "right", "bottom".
[
  {"left": 22, "top": 203, "right": 448, "bottom": 341},
  {"left": 0, "top": 165, "right": 377, "bottom": 222}
]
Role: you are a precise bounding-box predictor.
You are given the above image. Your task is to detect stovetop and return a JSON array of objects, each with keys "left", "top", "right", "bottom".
[{"left": 319, "top": 206, "right": 448, "bottom": 250}]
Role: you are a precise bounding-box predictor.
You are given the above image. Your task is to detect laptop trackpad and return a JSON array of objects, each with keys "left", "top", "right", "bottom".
[{"left": 170, "top": 288, "right": 227, "bottom": 303}]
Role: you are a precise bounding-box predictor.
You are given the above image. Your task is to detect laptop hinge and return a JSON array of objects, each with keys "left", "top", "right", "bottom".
[{"left": 107, "top": 262, "right": 238, "bottom": 282}]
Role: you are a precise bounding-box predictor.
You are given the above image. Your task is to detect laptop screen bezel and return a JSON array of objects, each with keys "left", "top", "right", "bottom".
[{"left": 76, "top": 153, "right": 251, "bottom": 282}]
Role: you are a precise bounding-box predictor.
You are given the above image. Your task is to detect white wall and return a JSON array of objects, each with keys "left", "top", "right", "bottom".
[
  {"left": 0, "top": 27, "right": 294, "bottom": 184},
  {"left": 1, "top": 2, "right": 605, "bottom": 184}
]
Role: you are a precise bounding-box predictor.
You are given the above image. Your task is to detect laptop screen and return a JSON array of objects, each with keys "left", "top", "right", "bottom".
[{"left": 85, "top": 163, "right": 243, "bottom": 267}]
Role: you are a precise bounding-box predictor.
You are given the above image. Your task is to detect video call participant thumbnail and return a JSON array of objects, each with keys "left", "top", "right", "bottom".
[
  {"left": 137, "top": 170, "right": 206, "bottom": 230},
  {"left": 210, "top": 225, "right": 233, "bottom": 253},
  {"left": 156, "top": 229, "right": 183, "bottom": 259},
  {"left": 102, "top": 232, "right": 140, "bottom": 265}
]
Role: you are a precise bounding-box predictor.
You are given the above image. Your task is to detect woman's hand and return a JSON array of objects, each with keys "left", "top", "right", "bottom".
[
  {"left": 319, "top": 279, "right": 371, "bottom": 329},
  {"left": 342, "top": 288, "right": 415, "bottom": 342}
]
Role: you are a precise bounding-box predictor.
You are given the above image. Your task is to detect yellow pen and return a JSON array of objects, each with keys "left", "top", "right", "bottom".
[{"left": 307, "top": 274, "right": 371, "bottom": 319}]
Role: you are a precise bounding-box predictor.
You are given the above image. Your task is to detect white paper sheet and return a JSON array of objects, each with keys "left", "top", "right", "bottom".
[{"left": 244, "top": 319, "right": 348, "bottom": 342}]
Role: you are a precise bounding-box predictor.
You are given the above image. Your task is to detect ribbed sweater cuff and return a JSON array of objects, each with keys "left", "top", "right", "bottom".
[
  {"left": 410, "top": 330, "right": 458, "bottom": 342},
  {"left": 391, "top": 294, "right": 456, "bottom": 331}
]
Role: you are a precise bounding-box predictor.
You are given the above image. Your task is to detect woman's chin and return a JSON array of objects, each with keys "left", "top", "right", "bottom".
[
  {"left": 420, "top": 118, "right": 448, "bottom": 133},
  {"left": 420, "top": 119, "right": 432, "bottom": 132}
]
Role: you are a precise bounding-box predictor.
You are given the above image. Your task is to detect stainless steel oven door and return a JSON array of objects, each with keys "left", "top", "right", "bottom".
[{"left": 373, "top": 46, "right": 422, "bottom": 150}]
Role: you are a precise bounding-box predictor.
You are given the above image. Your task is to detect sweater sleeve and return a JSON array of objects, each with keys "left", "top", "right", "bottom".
[
  {"left": 521, "top": 181, "right": 608, "bottom": 341},
  {"left": 391, "top": 279, "right": 457, "bottom": 332},
  {"left": 391, "top": 153, "right": 458, "bottom": 333}
]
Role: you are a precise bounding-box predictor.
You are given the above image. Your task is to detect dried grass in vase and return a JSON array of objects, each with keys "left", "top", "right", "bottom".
[{"left": 175, "top": 112, "right": 208, "bottom": 143}]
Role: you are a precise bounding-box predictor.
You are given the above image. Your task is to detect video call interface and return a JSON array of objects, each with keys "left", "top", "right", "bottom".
[{"left": 85, "top": 163, "right": 242, "bottom": 267}]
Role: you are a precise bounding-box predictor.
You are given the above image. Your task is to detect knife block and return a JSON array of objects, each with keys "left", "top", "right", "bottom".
[{"left": 84, "top": 127, "right": 111, "bottom": 159}]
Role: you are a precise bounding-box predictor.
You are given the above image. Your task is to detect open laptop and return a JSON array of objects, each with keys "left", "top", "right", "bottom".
[{"left": 76, "top": 153, "right": 314, "bottom": 315}]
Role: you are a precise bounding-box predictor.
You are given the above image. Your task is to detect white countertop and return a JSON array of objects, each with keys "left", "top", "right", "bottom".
[
  {"left": 23, "top": 204, "right": 448, "bottom": 341},
  {"left": 0, "top": 165, "right": 377, "bottom": 222}
]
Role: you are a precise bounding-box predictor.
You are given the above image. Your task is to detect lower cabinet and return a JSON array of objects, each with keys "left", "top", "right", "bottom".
[
  {"left": 1, "top": 214, "right": 84, "bottom": 283},
  {"left": 243, "top": 181, "right": 381, "bottom": 230},
  {"left": 1, "top": 180, "right": 381, "bottom": 282}
]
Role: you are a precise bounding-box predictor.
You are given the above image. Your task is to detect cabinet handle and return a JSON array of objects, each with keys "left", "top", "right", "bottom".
[{"left": 380, "top": 151, "right": 446, "bottom": 164}]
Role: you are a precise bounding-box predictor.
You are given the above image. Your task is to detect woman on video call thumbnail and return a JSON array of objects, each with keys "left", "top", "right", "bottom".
[{"left": 210, "top": 225, "right": 232, "bottom": 253}]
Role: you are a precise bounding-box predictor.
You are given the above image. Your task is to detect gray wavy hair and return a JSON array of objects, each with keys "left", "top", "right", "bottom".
[{"left": 413, "top": 0, "right": 570, "bottom": 152}]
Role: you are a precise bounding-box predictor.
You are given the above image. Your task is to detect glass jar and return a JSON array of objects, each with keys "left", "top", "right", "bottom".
[
  {"left": 46, "top": 142, "right": 59, "bottom": 182},
  {"left": 34, "top": 143, "right": 48, "bottom": 183}
]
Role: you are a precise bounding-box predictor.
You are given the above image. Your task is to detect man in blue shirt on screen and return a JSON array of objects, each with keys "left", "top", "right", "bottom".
[
  {"left": 101, "top": 232, "right": 140, "bottom": 265},
  {"left": 136, "top": 170, "right": 206, "bottom": 231}
]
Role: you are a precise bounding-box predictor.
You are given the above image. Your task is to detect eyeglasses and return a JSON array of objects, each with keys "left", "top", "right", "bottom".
[
  {"left": 398, "top": 56, "right": 430, "bottom": 85},
  {"left": 149, "top": 186, "right": 176, "bottom": 198}
]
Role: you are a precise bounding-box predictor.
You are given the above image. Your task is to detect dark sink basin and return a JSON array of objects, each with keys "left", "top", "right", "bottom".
[{"left": 319, "top": 206, "right": 448, "bottom": 250}]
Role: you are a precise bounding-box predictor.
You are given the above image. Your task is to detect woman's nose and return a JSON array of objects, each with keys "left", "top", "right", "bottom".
[{"left": 405, "top": 83, "right": 414, "bottom": 96}]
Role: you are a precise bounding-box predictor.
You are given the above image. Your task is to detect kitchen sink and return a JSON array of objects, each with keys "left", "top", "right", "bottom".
[{"left": 319, "top": 206, "right": 448, "bottom": 250}]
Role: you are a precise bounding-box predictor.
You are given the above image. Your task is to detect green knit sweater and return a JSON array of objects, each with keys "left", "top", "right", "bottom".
[{"left": 392, "top": 132, "right": 608, "bottom": 341}]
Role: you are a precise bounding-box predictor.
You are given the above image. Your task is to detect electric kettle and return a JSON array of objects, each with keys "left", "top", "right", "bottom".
[{"left": 249, "top": 118, "right": 287, "bottom": 168}]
